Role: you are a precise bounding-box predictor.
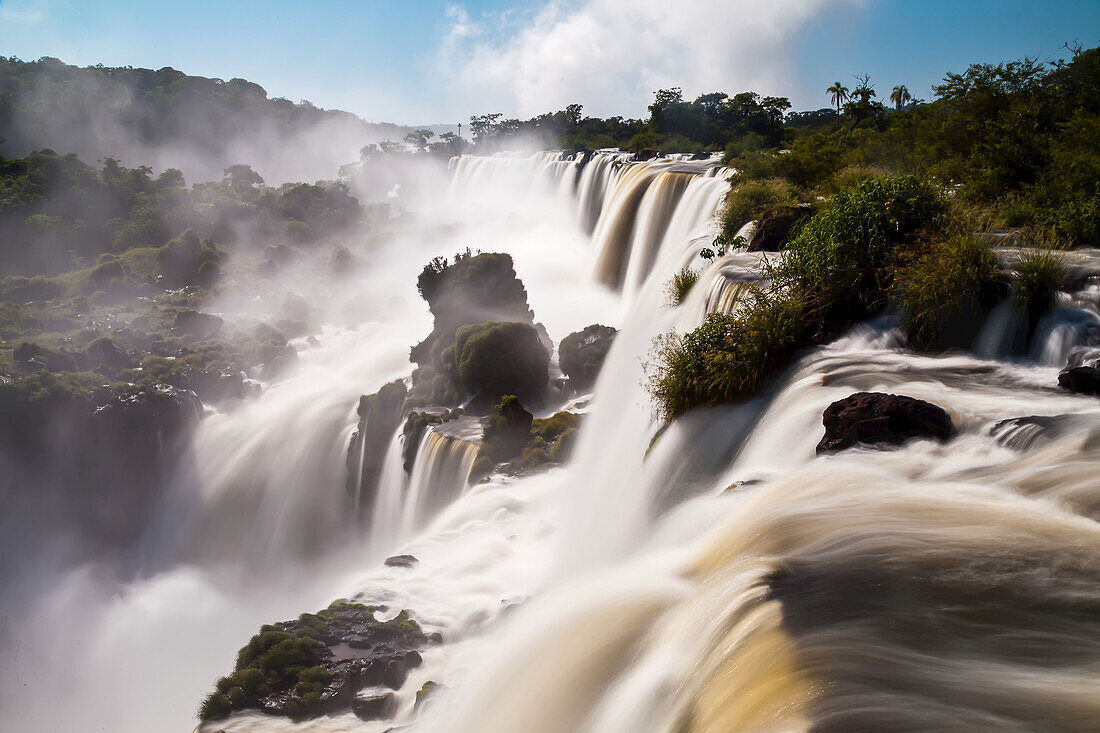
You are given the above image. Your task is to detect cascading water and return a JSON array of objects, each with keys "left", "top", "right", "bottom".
[{"left": 8, "top": 146, "right": 1100, "bottom": 733}]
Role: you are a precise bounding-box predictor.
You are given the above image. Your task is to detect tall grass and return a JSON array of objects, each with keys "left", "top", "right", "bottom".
[
  {"left": 896, "top": 235, "right": 1001, "bottom": 349},
  {"left": 664, "top": 267, "right": 699, "bottom": 306}
]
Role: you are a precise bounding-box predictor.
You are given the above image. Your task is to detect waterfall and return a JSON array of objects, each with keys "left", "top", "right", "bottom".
[
  {"left": 14, "top": 142, "right": 1100, "bottom": 733},
  {"left": 400, "top": 424, "right": 480, "bottom": 536}
]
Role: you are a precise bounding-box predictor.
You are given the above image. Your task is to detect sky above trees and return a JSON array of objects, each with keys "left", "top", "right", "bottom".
[{"left": 0, "top": 0, "right": 1096, "bottom": 124}]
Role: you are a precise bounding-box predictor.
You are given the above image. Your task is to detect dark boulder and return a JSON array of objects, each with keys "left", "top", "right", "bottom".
[
  {"left": 353, "top": 692, "right": 397, "bottom": 721},
  {"left": 1058, "top": 348, "right": 1100, "bottom": 395},
  {"left": 817, "top": 392, "right": 954, "bottom": 454},
  {"left": 480, "top": 395, "right": 533, "bottom": 463},
  {"left": 384, "top": 554, "right": 419, "bottom": 568},
  {"left": 558, "top": 324, "right": 617, "bottom": 390},
  {"left": 172, "top": 310, "right": 223, "bottom": 338},
  {"left": 633, "top": 149, "right": 658, "bottom": 161},
  {"left": 86, "top": 336, "right": 131, "bottom": 370},
  {"left": 747, "top": 205, "right": 814, "bottom": 252}
]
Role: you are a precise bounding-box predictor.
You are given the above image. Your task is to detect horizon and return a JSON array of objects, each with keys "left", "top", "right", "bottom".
[{"left": 0, "top": 0, "right": 1096, "bottom": 126}]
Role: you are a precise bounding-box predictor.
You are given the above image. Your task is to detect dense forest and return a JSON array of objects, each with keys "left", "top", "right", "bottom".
[{"left": 0, "top": 56, "right": 412, "bottom": 182}]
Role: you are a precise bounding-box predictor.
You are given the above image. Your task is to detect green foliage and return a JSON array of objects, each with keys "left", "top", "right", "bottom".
[
  {"left": 720, "top": 178, "right": 798, "bottom": 238},
  {"left": 665, "top": 268, "right": 699, "bottom": 306},
  {"left": 1011, "top": 247, "right": 1067, "bottom": 328},
  {"left": 647, "top": 291, "right": 806, "bottom": 420},
  {"left": 776, "top": 175, "right": 948, "bottom": 334},
  {"left": 896, "top": 235, "right": 1002, "bottom": 349},
  {"left": 452, "top": 321, "right": 548, "bottom": 402}
]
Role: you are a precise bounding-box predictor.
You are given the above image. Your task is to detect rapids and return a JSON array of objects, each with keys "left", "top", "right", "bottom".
[{"left": 3, "top": 150, "right": 1099, "bottom": 733}]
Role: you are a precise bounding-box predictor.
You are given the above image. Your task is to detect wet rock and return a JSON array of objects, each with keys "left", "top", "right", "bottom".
[
  {"left": 558, "top": 324, "right": 617, "bottom": 391},
  {"left": 172, "top": 310, "right": 223, "bottom": 337},
  {"left": 385, "top": 554, "right": 419, "bottom": 568},
  {"left": 817, "top": 392, "right": 953, "bottom": 454},
  {"left": 991, "top": 415, "right": 1080, "bottom": 450},
  {"left": 415, "top": 680, "right": 446, "bottom": 710},
  {"left": 747, "top": 205, "right": 815, "bottom": 252},
  {"left": 1058, "top": 348, "right": 1100, "bottom": 395},
  {"left": 347, "top": 381, "right": 409, "bottom": 512},
  {"left": 353, "top": 691, "right": 397, "bottom": 721},
  {"left": 633, "top": 148, "right": 658, "bottom": 161},
  {"left": 199, "top": 601, "right": 429, "bottom": 722},
  {"left": 86, "top": 336, "right": 131, "bottom": 369}
]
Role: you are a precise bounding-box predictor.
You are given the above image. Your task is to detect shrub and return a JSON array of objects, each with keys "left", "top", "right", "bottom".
[
  {"left": 665, "top": 267, "right": 699, "bottom": 306},
  {"left": 558, "top": 324, "right": 617, "bottom": 389},
  {"left": 776, "top": 175, "right": 948, "bottom": 335},
  {"left": 647, "top": 290, "right": 806, "bottom": 420},
  {"left": 1012, "top": 247, "right": 1066, "bottom": 330},
  {"left": 896, "top": 235, "right": 1001, "bottom": 349},
  {"left": 452, "top": 321, "right": 548, "bottom": 402},
  {"left": 0, "top": 276, "right": 62, "bottom": 302},
  {"left": 720, "top": 178, "right": 797, "bottom": 238}
]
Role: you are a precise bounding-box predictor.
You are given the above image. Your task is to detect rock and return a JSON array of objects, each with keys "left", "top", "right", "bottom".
[
  {"left": 415, "top": 681, "right": 446, "bottom": 710},
  {"left": 816, "top": 392, "right": 953, "bottom": 454},
  {"left": 353, "top": 691, "right": 397, "bottom": 721},
  {"left": 480, "top": 395, "right": 534, "bottom": 463},
  {"left": 86, "top": 336, "right": 131, "bottom": 369},
  {"left": 633, "top": 148, "right": 658, "bottom": 161},
  {"left": 172, "top": 310, "right": 223, "bottom": 337},
  {"left": 558, "top": 324, "right": 617, "bottom": 390},
  {"left": 199, "top": 601, "right": 429, "bottom": 722},
  {"left": 1058, "top": 348, "right": 1100, "bottom": 395},
  {"left": 384, "top": 554, "right": 419, "bottom": 568},
  {"left": 690, "top": 151, "right": 711, "bottom": 160},
  {"left": 991, "top": 414, "right": 1080, "bottom": 450},
  {"left": 347, "top": 381, "right": 409, "bottom": 512},
  {"left": 747, "top": 205, "right": 815, "bottom": 252},
  {"left": 450, "top": 321, "right": 549, "bottom": 404}
]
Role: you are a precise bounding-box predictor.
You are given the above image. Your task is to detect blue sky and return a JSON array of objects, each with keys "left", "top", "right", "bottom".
[{"left": 0, "top": 0, "right": 1096, "bottom": 125}]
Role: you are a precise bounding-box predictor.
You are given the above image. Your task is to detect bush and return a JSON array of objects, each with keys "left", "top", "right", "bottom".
[
  {"left": 451, "top": 321, "right": 548, "bottom": 402},
  {"left": 665, "top": 267, "right": 699, "bottom": 306},
  {"left": 776, "top": 175, "right": 948, "bottom": 335},
  {"left": 647, "top": 290, "right": 806, "bottom": 420},
  {"left": 1012, "top": 247, "right": 1066, "bottom": 330},
  {"left": 720, "top": 178, "right": 797, "bottom": 238},
  {"left": 558, "top": 324, "right": 617, "bottom": 389},
  {"left": 896, "top": 235, "right": 1001, "bottom": 349}
]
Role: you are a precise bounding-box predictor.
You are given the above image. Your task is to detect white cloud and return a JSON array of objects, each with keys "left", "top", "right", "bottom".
[
  {"left": 439, "top": 0, "right": 862, "bottom": 119},
  {"left": 0, "top": 0, "right": 46, "bottom": 24}
]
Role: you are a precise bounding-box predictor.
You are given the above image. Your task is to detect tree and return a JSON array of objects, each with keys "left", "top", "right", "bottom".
[
  {"left": 890, "top": 84, "right": 912, "bottom": 111},
  {"left": 402, "top": 129, "right": 435, "bottom": 153},
  {"left": 223, "top": 164, "right": 264, "bottom": 189},
  {"left": 826, "top": 81, "right": 849, "bottom": 129}
]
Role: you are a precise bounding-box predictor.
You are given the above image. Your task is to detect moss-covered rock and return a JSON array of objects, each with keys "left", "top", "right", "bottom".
[
  {"left": 451, "top": 321, "right": 549, "bottom": 403},
  {"left": 346, "top": 380, "right": 408, "bottom": 512},
  {"left": 558, "top": 324, "right": 617, "bottom": 390},
  {"left": 199, "top": 600, "right": 432, "bottom": 723}
]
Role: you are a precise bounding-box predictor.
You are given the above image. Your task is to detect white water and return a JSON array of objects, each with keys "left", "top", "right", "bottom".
[{"left": 4, "top": 150, "right": 1100, "bottom": 733}]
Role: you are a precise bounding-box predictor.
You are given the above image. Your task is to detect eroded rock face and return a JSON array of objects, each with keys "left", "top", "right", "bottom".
[
  {"left": 1058, "top": 348, "right": 1100, "bottom": 395},
  {"left": 200, "top": 600, "right": 434, "bottom": 723},
  {"left": 817, "top": 392, "right": 954, "bottom": 454}
]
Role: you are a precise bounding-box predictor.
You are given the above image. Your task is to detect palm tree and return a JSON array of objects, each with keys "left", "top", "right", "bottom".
[
  {"left": 826, "top": 81, "right": 849, "bottom": 129},
  {"left": 890, "top": 84, "right": 912, "bottom": 111}
]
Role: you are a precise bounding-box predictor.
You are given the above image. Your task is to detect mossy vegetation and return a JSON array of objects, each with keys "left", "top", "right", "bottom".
[
  {"left": 648, "top": 175, "right": 992, "bottom": 421},
  {"left": 471, "top": 396, "right": 582, "bottom": 480},
  {"left": 1011, "top": 247, "right": 1067, "bottom": 332},
  {"left": 200, "top": 600, "right": 426, "bottom": 722},
  {"left": 664, "top": 268, "right": 699, "bottom": 306},
  {"left": 896, "top": 235, "right": 1002, "bottom": 350}
]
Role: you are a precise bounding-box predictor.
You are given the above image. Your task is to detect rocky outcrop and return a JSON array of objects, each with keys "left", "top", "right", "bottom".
[
  {"left": 817, "top": 392, "right": 954, "bottom": 454},
  {"left": 558, "top": 324, "right": 617, "bottom": 391},
  {"left": 346, "top": 380, "right": 408, "bottom": 512},
  {"left": 0, "top": 375, "right": 201, "bottom": 546},
  {"left": 1058, "top": 348, "right": 1100, "bottom": 395},
  {"left": 200, "top": 600, "right": 434, "bottom": 723},
  {"left": 747, "top": 205, "right": 815, "bottom": 252}
]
